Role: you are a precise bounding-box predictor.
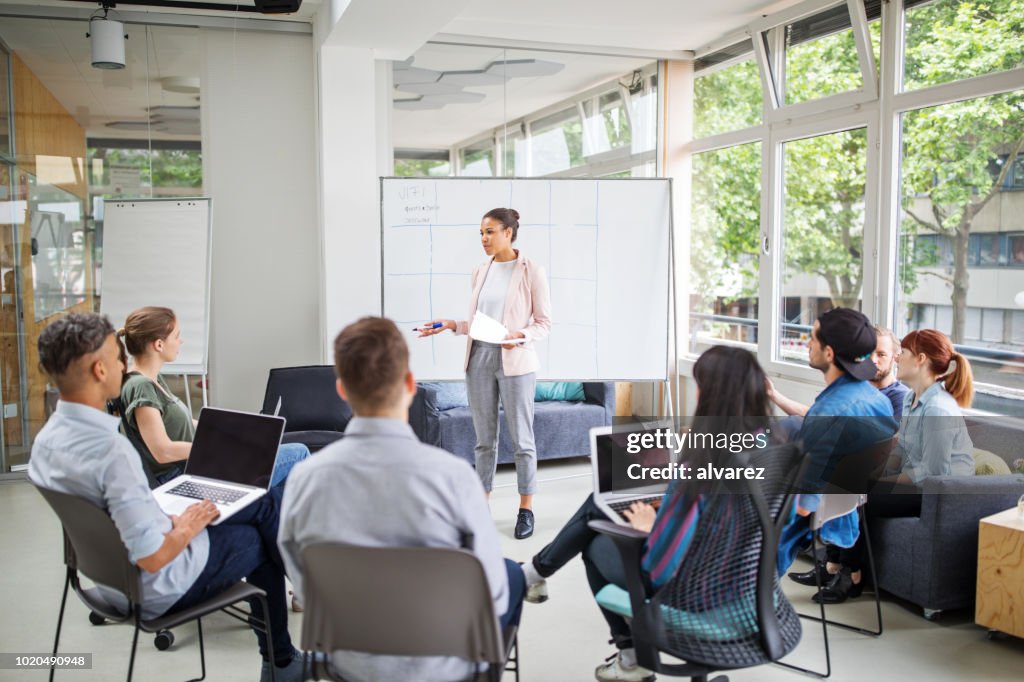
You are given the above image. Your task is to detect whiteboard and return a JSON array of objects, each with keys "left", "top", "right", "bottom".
[
  {"left": 100, "top": 199, "right": 211, "bottom": 374},
  {"left": 380, "top": 178, "right": 671, "bottom": 381}
]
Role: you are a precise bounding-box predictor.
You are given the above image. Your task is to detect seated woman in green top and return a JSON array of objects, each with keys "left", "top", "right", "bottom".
[{"left": 117, "top": 306, "right": 310, "bottom": 488}]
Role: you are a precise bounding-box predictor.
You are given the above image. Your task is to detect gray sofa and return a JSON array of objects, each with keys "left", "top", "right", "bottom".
[
  {"left": 418, "top": 382, "right": 616, "bottom": 465},
  {"left": 870, "top": 416, "right": 1024, "bottom": 617}
]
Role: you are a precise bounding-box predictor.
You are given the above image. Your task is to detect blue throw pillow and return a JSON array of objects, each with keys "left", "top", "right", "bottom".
[
  {"left": 420, "top": 382, "right": 469, "bottom": 411},
  {"left": 535, "top": 382, "right": 585, "bottom": 402}
]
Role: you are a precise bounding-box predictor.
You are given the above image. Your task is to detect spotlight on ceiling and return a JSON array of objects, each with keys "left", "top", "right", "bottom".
[{"left": 88, "top": 5, "right": 127, "bottom": 70}]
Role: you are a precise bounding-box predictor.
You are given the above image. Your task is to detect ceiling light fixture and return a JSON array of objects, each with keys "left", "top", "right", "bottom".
[{"left": 87, "top": 3, "right": 127, "bottom": 70}]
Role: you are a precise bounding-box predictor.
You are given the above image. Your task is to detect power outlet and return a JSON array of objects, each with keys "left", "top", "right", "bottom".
[{"left": 3, "top": 403, "right": 17, "bottom": 419}]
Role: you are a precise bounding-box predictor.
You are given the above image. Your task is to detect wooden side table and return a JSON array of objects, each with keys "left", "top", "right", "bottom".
[{"left": 976, "top": 507, "right": 1024, "bottom": 638}]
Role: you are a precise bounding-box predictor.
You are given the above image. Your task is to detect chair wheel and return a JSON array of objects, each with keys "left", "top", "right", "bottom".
[
  {"left": 154, "top": 630, "right": 174, "bottom": 650},
  {"left": 88, "top": 612, "right": 105, "bottom": 626}
]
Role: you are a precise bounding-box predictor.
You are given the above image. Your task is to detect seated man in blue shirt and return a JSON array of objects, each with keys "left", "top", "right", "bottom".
[
  {"left": 278, "top": 317, "right": 526, "bottom": 682},
  {"left": 787, "top": 308, "right": 898, "bottom": 603},
  {"left": 28, "top": 313, "right": 307, "bottom": 682}
]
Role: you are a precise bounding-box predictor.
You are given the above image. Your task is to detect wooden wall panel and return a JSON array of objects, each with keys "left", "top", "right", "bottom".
[{"left": 6, "top": 52, "right": 90, "bottom": 451}]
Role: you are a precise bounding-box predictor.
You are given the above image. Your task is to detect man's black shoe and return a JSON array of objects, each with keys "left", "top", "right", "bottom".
[
  {"left": 813, "top": 567, "right": 864, "bottom": 604},
  {"left": 514, "top": 508, "right": 535, "bottom": 539},
  {"left": 788, "top": 561, "right": 832, "bottom": 587}
]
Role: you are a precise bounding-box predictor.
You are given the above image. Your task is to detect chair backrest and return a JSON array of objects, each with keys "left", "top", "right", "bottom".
[
  {"left": 824, "top": 435, "right": 897, "bottom": 495},
  {"left": 811, "top": 493, "right": 863, "bottom": 530},
  {"left": 643, "top": 442, "right": 806, "bottom": 668},
  {"left": 300, "top": 543, "right": 505, "bottom": 663},
  {"left": 35, "top": 485, "right": 141, "bottom": 605},
  {"left": 260, "top": 366, "right": 352, "bottom": 432}
]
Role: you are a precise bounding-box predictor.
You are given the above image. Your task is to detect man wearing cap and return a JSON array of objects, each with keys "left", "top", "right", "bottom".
[{"left": 787, "top": 308, "right": 898, "bottom": 602}]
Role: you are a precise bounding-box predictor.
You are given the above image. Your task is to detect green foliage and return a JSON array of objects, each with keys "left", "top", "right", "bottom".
[
  {"left": 693, "top": 0, "right": 1024, "bottom": 342},
  {"left": 694, "top": 60, "right": 762, "bottom": 138},
  {"left": 394, "top": 158, "right": 451, "bottom": 177},
  {"left": 691, "top": 143, "right": 761, "bottom": 308},
  {"left": 89, "top": 147, "right": 203, "bottom": 191}
]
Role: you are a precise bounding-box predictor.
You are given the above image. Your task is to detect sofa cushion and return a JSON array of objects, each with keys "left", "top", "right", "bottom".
[
  {"left": 438, "top": 400, "right": 608, "bottom": 465},
  {"left": 419, "top": 382, "right": 469, "bottom": 411},
  {"left": 974, "top": 448, "right": 1012, "bottom": 475},
  {"left": 536, "top": 382, "right": 585, "bottom": 402}
]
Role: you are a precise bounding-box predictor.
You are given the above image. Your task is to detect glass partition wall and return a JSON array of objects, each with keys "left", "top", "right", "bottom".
[
  {"left": 392, "top": 43, "right": 658, "bottom": 180},
  {"left": 0, "top": 17, "right": 202, "bottom": 473}
]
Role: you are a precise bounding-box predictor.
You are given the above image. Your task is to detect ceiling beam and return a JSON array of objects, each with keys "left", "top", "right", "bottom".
[{"left": 430, "top": 33, "right": 692, "bottom": 61}]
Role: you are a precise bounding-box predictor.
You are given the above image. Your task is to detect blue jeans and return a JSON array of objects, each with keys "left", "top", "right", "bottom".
[
  {"left": 269, "top": 443, "right": 311, "bottom": 488},
  {"left": 168, "top": 486, "right": 293, "bottom": 664},
  {"left": 500, "top": 559, "right": 526, "bottom": 630}
]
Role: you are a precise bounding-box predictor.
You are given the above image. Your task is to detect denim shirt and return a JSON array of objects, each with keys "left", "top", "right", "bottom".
[
  {"left": 896, "top": 382, "right": 974, "bottom": 483},
  {"left": 798, "top": 373, "right": 898, "bottom": 495}
]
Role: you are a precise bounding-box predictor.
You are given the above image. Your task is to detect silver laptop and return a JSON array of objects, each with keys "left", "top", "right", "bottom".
[
  {"left": 153, "top": 407, "right": 285, "bottom": 524},
  {"left": 591, "top": 423, "right": 673, "bottom": 526}
]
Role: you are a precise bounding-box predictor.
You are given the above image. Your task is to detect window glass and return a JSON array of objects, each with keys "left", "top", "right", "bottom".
[
  {"left": 529, "top": 108, "right": 583, "bottom": 175},
  {"left": 784, "top": 4, "right": 863, "bottom": 105},
  {"left": 778, "top": 128, "right": 867, "bottom": 363},
  {"left": 0, "top": 46, "right": 10, "bottom": 159},
  {"left": 694, "top": 59, "right": 762, "bottom": 138},
  {"left": 689, "top": 143, "right": 761, "bottom": 350},
  {"left": 460, "top": 139, "right": 494, "bottom": 177},
  {"left": 897, "top": 90, "right": 1024, "bottom": 392},
  {"left": 904, "top": 0, "right": 1024, "bottom": 91},
  {"left": 394, "top": 151, "right": 451, "bottom": 178}
]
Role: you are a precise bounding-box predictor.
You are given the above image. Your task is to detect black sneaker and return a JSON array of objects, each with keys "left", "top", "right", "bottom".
[
  {"left": 788, "top": 561, "right": 832, "bottom": 587},
  {"left": 514, "top": 508, "right": 535, "bottom": 539}
]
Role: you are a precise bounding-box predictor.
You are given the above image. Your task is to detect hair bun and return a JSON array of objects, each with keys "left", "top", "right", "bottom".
[{"left": 510, "top": 209, "right": 520, "bottom": 222}]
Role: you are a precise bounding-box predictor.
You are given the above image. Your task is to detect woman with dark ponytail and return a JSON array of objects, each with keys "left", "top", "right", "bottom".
[{"left": 419, "top": 208, "right": 553, "bottom": 539}]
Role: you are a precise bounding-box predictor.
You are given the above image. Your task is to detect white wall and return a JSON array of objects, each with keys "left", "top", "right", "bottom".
[
  {"left": 319, "top": 46, "right": 393, "bottom": 349},
  {"left": 201, "top": 29, "right": 321, "bottom": 410}
]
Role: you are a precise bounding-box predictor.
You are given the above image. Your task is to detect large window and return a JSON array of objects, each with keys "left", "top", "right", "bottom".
[
  {"left": 779, "top": 128, "right": 868, "bottom": 362},
  {"left": 903, "top": 0, "right": 1024, "bottom": 91},
  {"left": 897, "top": 90, "right": 1024, "bottom": 390},
  {"left": 689, "top": 143, "right": 761, "bottom": 350},
  {"left": 689, "top": 0, "right": 1024, "bottom": 413},
  {"left": 452, "top": 67, "right": 658, "bottom": 179}
]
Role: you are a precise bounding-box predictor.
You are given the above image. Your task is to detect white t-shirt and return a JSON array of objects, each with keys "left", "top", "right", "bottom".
[{"left": 476, "top": 259, "right": 516, "bottom": 322}]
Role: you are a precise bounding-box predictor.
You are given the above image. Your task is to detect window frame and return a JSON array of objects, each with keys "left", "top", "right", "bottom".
[{"left": 686, "top": 0, "right": 1024, "bottom": 408}]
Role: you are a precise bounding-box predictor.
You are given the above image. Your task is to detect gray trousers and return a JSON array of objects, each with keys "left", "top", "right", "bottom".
[{"left": 465, "top": 341, "right": 537, "bottom": 495}]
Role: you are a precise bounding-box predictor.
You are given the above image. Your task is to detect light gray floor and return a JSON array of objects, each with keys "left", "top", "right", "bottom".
[{"left": 2, "top": 459, "right": 1023, "bottom": 681}]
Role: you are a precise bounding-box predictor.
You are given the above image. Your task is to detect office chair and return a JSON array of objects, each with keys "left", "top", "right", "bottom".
[
  {"left": 589, "top": 443, "right": 807, "bottom": 682},
  {"left": 299, "top": 543, "right": 519, "bottom": 682},
  {"left": 35, "top": 485, "right": 277, "bottom": 682}
]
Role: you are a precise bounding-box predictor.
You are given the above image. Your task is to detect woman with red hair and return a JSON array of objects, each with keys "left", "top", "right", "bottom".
[{"left": 889, "top": 328, "right": 974, "bottom": 484}]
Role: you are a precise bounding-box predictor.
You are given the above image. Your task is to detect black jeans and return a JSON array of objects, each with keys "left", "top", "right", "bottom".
[
  {"left": 826, "top": 483, "right": 922, "bottom": 573},
  {"left": 167, "top": 486, "right": 293, "bottom": 664},
  {"left": 533, "top": 494, "right": 634, "bottom": 648}
]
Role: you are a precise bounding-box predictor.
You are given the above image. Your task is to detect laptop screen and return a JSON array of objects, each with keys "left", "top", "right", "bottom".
[
  {"left": 185, "top": 408, "right": 285, "bottom": 489},
  {"left": 594, "top": 427, "right": 672, "bottom": 494}
]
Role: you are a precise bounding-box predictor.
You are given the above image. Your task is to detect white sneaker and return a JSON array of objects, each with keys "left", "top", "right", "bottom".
[
  {"left": 525, "top": 579, "right": 548, "bottom": 604},
  {"left": 594, "top": 652, "right": 655, "bottom": 682}
]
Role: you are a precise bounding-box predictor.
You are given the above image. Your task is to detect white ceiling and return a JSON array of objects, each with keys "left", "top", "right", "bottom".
[
  {"left": 440, "top": 0, "right": 801, "bottom": 53},
  {"left": 0, "top": 0, "right": 804, "bottom": 149},
  {"left": 0, "top": 15, "right": 203, "bottom": 141}
]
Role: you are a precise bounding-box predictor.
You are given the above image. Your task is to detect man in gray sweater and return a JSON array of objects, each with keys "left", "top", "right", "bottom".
[{"left": 278, "top": 316, "right": 525, "bottom": 681}]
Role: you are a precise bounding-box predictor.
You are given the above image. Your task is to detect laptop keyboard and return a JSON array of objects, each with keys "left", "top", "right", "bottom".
[
  {"left": 607, "top": 496, "right": 662, "bottom": 518},
  {"left": 167, "top": 481, "right": 248, "bottom": 505}
]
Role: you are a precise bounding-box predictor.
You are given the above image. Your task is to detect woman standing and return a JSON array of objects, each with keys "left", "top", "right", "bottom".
[
  {"left": 118, "top": 306, "right": 310, "bottom": 488},
  {"left": 420, "top": 208, "right": 552, "bottom": 539}
]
